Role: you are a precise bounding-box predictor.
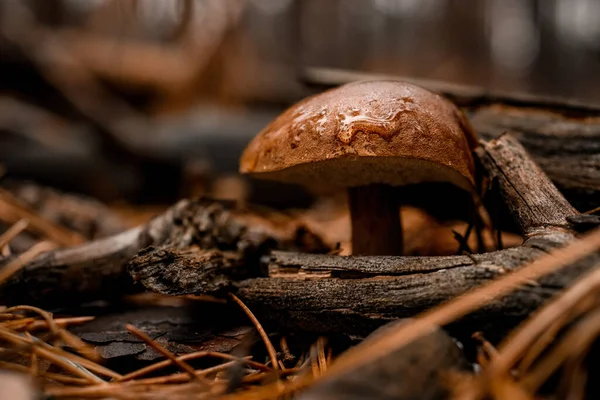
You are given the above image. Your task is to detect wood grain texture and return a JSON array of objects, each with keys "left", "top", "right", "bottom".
[{"left": 478, "top": 134, "right": 578, "bottom": 236}]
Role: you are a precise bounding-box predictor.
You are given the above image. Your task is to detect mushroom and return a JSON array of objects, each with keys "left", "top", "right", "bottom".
[{"left": 240, "top": 80, "right": 478, "bottom": 255}]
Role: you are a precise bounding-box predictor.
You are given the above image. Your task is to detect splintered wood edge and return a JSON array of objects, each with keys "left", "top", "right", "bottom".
[{"left": 478, "top": 133, "right": 578, "bottom": 237}]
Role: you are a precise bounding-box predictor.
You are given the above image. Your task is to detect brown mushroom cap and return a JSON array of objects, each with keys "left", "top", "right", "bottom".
[{"left": 240, "top": 80, "right": 478, "bottom": 191}]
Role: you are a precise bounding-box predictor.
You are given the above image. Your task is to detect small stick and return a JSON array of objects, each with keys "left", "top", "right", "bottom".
[
  {"left": 25, "top": 332, "right": 39, "bottom": 377},
  {"left": 0, "top": 241, "right": 55, "bottom": 285},
  {"left": 10, "top": 316, "right": 95, "bottom": 332},
  {"left": 2, "top": 305, "right": 81, "bottom": 355},
  {"left": 58, "top": 327, "right": 101, "bottom": 363},
  {"left": 472, "top": 332, "right": 498, "bottom": 367},
  {"left": 0, "top": 361, "right": 89, "bottom": 385},
  {"left": 3, "top": 305, "right": 60, "bottom": 337},
  {"left": 117, "top": 352, "right": 268, "bottom": 382},
  {"left": 0, "top": 188, "right": 85, "bottom": 246},
  {"left": 517, "top": 294, "right": 594, "bottom": 375},
  {"left": 310, "top": 343, "right": 320, "bottom": 378},
  {"left": 316, "top": 337, "right": 327, "bottom": 374},
  {"left": 521, "top": 309, "right": 600, "bottom": 393},
  {"left": 125, "top": 324, "right": 205, "bottom": 384},
  {"left": 559, "top": 353, "right": 588, "bottom": 400},
  {"left": 453, "top": 227, "right": 474, "bottom": 255},
  {"left": 229, "top": 293, "right": 279, "bottom": 371},
  {"left": 280, "top": 336, "right": 294, "bottom": 363},
  {"left": 488, "top": 262, "right": 600, "bottom": 378},
  {"left": 0, "top": 219, "right": 29, "bottom": 249},
  {"left": 1, "top": 327, "right": 119, "bottom": 379},
  {"left": 0, "top": 328, "right": 103, "bottom": 384},
  {"left": 583, "top": 206, "right": 600, "bottom": 215},
  {"left": 474, "top": 211, "right": 486, "bottom": 253}
]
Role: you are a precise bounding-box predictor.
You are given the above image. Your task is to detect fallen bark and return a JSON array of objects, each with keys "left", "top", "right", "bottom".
[
  {"left": 70, "top": 303, "right": 251, "bottom": 363},
  {"left": 236, "top": 234, "right": 597, "bottom": 338}
]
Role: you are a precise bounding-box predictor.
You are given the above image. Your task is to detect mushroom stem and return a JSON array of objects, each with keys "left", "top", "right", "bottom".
[{"left": 348, "top": 184, "right": 403, "bottom": 255}]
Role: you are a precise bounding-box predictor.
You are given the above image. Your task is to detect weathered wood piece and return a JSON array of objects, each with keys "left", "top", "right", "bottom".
[
  {"left": 0, "top": 199, "right": 327, "bottom": 306},
  {"left": 3, "top": 180, "right": 126, "bottom": 240},
  {"left": 236, "top": 239, "right": 595, "bottom": 337},
  {"left": 129, "top": 247, "right": 246, "bottom": 296},
  {"left": 476, "top": 133, "right": 578, "bottom": 237},
  {"left": 297, "top": 321, "right": 469, "bottom": 400}
]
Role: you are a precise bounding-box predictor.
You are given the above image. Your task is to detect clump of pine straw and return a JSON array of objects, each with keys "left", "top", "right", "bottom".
[
  {"left": 0, "top": 204, "right": 328, "bottom": 398},
  {"left": 0, "top": 298, "right": 330, "bottom": 399}
]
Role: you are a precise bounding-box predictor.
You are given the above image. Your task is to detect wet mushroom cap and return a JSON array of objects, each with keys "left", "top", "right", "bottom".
[{"left": 240, "top": 80, "right": 478, "bottom": 191}]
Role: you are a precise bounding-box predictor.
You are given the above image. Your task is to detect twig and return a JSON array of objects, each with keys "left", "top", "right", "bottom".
[
  {"left": 3, "top": 305, "right": 61, "bottom": 348},
  {"left": 229, "top": 293, "right": 279, "bottom": 371},
  {"left": 316, "top": 337, "right": 328, "bottom": 374},
  {"left": 453, "top": 228, "right": 474, "bottom": 254},
  {"left": 521, "top": 309, "right": 600, "bottom": 393},
  {"left": 125, "top": 324, "right": 206, "bottom": 384},
  {"left": 0, "top": 361, "right": 89, "bottom": 385},
  {"left": 6, "top": 316, "right": 95, "bottom": 332},
  {"left": 0, "top": 328, "right": 104, "bottom": 384},
  {"left": 517, "top": 294, "right": 594, "bottom": 375},
  {"left": 280, "top": 336, "right": 294, "bottom": 364},
  {"left": 0, "top": 328, "right": 116, "bottom": 380},
  {"left": 583, "top": 206, "right": 600, "bottom": 215},
  {"left": 0, "top": 188, "right": 85, "bottom": 246},
  {"left": 472, "top": 332, "right": 498, "bottom": 367},
  {"left": 117, "top": 352, "right": 268, "bottom": 382},
  {"left": 25, "top": 332, "right": 38, "bottom": 377},
  {"left": 487, "top": 261, "right": 600, "bottom": 378},
  {"left": 0, "top": 241, "right": 55, "bottom": 285},
  {"left": 0, "top": 219, "right": 29, "bottom": 249},
  {"left": 310, "top": 343, "right": 320, "bottom": 379}
]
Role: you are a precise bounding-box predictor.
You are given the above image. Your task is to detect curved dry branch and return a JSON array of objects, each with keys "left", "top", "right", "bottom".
[{"left": 0, "top": 199, "right": 327, "bottom": 306}]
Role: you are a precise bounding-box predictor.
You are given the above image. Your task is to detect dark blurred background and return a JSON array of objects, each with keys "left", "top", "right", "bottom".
[{"left": 1, "top": 0, "right": 599, "bottom": 206}]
